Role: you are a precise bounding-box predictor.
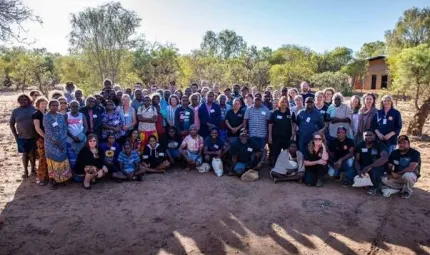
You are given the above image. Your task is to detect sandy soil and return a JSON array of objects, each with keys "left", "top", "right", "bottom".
[{"left": 0, "top": 91, "right": 430, "bottom": 255}]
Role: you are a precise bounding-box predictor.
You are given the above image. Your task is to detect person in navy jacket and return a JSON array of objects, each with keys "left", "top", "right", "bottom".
[
  {"left": 198, "top": 91, "right": 221, "bottom": 138},
  {"left": 371, "top": 95, "right": 402, "bottom": 155},
  {"left": 80, "top": 96, "right": 105, "bottom": 139}
]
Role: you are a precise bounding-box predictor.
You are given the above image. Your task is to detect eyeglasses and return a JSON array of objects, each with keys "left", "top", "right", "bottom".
[{"left": 314, "top": 138, "right": 322, "bottom": 141}]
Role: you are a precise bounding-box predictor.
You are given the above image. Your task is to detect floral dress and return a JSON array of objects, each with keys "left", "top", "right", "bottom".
[{"left": 101, "top": 110, "right": 124, "bottom": 140}]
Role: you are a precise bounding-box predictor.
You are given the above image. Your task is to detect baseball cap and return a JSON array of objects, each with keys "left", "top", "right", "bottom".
[{"left": 397, "top": 135, "right": 409, "bottom": 143}]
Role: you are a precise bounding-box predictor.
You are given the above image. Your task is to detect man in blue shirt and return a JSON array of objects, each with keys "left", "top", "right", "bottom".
[{"left": 296, "top": 97, "right": 324, "bottom": 153}]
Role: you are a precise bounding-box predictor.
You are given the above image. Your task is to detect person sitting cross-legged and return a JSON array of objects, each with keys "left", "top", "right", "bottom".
[
  {"left": 140, "top": 135, "right": 170, "bottom": 174},
  {"left": 117, "top": 141, "right": 144, "bottom": 181},
  {"left": 179, "top": 124, "right": 204, "bottom": 171},
  {"left": 270, "top": 140, "right": 305, "bottom": 183},
  {"left": 381, "top": 135, "right": 421, "bottom": 199}
]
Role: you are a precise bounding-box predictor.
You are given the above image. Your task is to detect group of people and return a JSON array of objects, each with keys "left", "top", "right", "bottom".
[{"left": 9, "top": 79, "right": 420, "bottom": 198}]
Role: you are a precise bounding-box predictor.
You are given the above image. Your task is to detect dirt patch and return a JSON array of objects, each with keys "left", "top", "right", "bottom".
[{"left": 1, "top": 92, "right": 430, "bottom": 255}]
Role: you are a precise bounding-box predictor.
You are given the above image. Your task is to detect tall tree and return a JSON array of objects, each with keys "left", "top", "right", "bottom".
[
  {"left": 315, "top": 47, "right": 353, "bottom": 73},
  {"left": 356, "top": 41, "right": 386, "bottom": 59},
  {"left": 200, "top": 29, "right": 246, "bottom": 59},
  {"left": 69, "top": 1, "right": 141, "bottom": 86},
  {"left": 0, "top": 0, "right": 41, "bottom": 42}
]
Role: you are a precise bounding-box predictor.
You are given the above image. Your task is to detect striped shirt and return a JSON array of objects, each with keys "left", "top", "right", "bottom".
[
  {"left": 118, "top": 151, "right": 140, "bottom": 173},
  {"left": 244, "top": 105, "right": 270, "bottom": 138}
]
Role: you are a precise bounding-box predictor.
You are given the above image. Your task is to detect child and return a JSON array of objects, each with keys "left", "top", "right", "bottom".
[
  {"left": 117, "top": 142, "right": 144, "bottom": 181},
  {"left": 141, "top": 135, "right": 170, "bottom": 174},
  {"left": 162, "top": 126, "right": 182, "bottom": 164},
  {"left": 99, "top": 134, "right": 121, "bottom": 173},
  {"left": 126, "top": 129, "right": 141, "bottom": 154},
  {"left": 179, "top": 124, "right": 204, "bottom": 171}
]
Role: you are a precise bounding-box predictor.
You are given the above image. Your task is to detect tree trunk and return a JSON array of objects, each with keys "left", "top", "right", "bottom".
[{"left": 407, "top": 97, "right": 430, "bottom": 136}]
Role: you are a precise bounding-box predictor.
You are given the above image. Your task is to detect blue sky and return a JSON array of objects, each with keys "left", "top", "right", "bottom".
[{"left": 9, "top": 0, "right": 430, "bottom": 54}]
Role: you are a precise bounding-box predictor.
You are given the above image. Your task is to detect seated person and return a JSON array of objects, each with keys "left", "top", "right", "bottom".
[
  {"left": 382, "top": 135, "right": 421, "bottom": 199},
  {"left": 99, "top": 134, "right": 121, "bottom": 173},
  {"left": 270, "top": 141, "right": 304, "bottom": 183},
  {"left": 328, "top": 126, "right": 355, "bottom": 186},
  {"left": 161, "top": 126, "right": 182, "bottom": 164},
  {"left": 304, "top": 132, "right": 329, "bottom": 187},
  {"left": 179, "top": 124, "right": 204, "bottom": 171},
  {"left": 354, "top": 129, "right": 388, "bottom": 196},
  {"left": 126, "top": 129, "right": 141, "bottom": 154},
  {"left": 117, "top": 141, "right": 144, "bottom": 181},
  {"left": 229, "top": 130, "right": 260, "bottom": 177},
  {"left": 204, "top": 128, "right": 230, "bottom": 163},
  {"left": 74, "top": 134, "right": 108, "bottom": 189},
  {"left": 141, "top": 135, "right": 170, "bottom": 174}
]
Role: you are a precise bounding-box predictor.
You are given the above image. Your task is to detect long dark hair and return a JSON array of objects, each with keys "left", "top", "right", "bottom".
[{"left": 86, "top": 133, "right": 99, "bottom": 149}]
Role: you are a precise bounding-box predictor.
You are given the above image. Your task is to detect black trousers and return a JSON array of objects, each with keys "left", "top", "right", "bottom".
[
  {"left": 304, "top": 164, "right": 328, "bottom": 186},
  {"left": 272, "top": 137, "right": 290, "bottom": 164}
]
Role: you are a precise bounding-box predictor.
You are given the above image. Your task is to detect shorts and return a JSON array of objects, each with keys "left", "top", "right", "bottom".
[
  {"left": 168, "top": 148, "right": 181, "bottom": 159},
  {"left": 233, "top": 162, "right": 248, "bottom": 175},
  {"left": 251, "top": 137, "right": 266, "bottom": 150},
  {"left": 17, "top": 138, "right": 36, "bottom": 153},
  {"left": 186, "top": 151, "right": 203, "bottom": 165}
]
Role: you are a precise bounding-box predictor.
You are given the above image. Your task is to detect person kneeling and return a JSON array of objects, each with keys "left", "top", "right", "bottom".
[
  {"left": 118, "top": 142, "right": 144, "bottom": 181},
  {"left": 270, "top": 141, "right": 304, "bottom": 183},
  {"left": 141, "top": 135, "right": 170, "bottom": 174},
  {"left": 179, "top": 124, "right": 203, "bottom": 171},
  {"left": 229, "top": 130, "right": 260, "bottom": 177},
  {"left": 381, "top": 135, "right": 420, "bottom": 199},
  {"left": 204, "top": 128, "right": 229, "bottom": 163},
  {"left": 74, "top": 134, "right": 109, "bottom": 189}
]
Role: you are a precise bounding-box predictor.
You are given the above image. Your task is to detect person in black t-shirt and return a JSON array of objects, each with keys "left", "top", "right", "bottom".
[
  {"left": 141, "top": 135, "right": 170, "bottom": 174},
  {"left": 229, "top": 130, "right": 260, "bottom": 176},
  {"left": 304, "top": 132, "right": 329, "bottom": 187},
  {"left": 328, "top": 126, "right": 355, "bottom": 186},
  {"left": 354, "top": 129, "right": 388, "bottom": 196},
  {"left": 381, "top": 135, "right": 421, "bottom": 199},
  {"left": 203, "top": 128, "right": 229, "bottom": 163},
  {"left": 162, "top": 126, "right": 182, "bottom": 164},
  {"left": 268, "top": 96, "right": 296, "bottom": 166},
  {"left": 225, "top": 99, "right": 245, "bottom": 144}
]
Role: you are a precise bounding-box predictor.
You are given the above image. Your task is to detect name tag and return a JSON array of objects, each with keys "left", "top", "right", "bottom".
[
  {"left": 93, "top": 114, "right": 98, "bottom": 118},
  {"left": 214, "top": 144, "right": 219, "bottom": 149},
  {"left": 320, "top": 110, "right": 325, "bottom": 114},
  {"left": 344, "top": 145, "right": 348, "bottom": 150},
  {"left": 113, "top": 120, "right": 119, "bottom": 125},
  {"left": 361, "top": 148, "right": 368, "bottom": 153},
  {"left": 247, "top": 147, "right": 253, "bottom": 152},
  {"left": 277, "top": 115, "right": 282, "bottom": 120},
  {"left": 393, "top": 160, "right": 399, "bottom": 165},
  {"left": 261, "top": 111, "right": 266, "bottom": 116},
  {"left": 238, "top": 114, "right": 243, "bottom": 117},
  {"left": 383, "top": 119, "right": 387, "bottom": 125},
  {"left": 185, "top": 111, "right": 190, "bottom": 116},
  {"left": 306, "top": 117, "right": 311, "bottom": 123},
  {"left": 52, "top": 122, "right": 58, "bottom": 127},
  {"left": 124, "top": 114, "right": 129, "bottom": 117},
  {"left": 371, "top": 149, "right": 378, "bottom": 155},
  {"left": 143, "top": 155, "right": 149, "bottom": 159},
  {"left": 110, "top": 147, "right": 116, "bottom": 151},
  {"left": 210, "top": 109, "right": 215, "bottom": 113},
  {"left": 159, "top": 152, "right": 165, "bottom": 156},
  {"left": 388, "top": 116, "right": 393, "bottom": 121}
]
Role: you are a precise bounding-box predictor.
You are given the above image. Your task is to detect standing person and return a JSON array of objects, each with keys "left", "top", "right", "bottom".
[
  {"left": 288, "top": 88, "right": 299, "bottom": 108},
  {"left": 213, "top": 83, "right": 221, "bottom": 96},
  {"left": 323, "top": 87, "right": 335, "bottom": 107},
  {"left": 296, "top": 97, "right": 324, "bottom": 153},
  {"left": 58, "top": 97, "right": 68, "bottom": 114},
  {"left": 29, "top": 90, "right": 42, "bottom": 104},
  {"left": 291, "top": 95, "right": 304, "bottom": 115},
  {"left": 175, "top": 89, "right": 183, "bottom": 99},
  {"left": 169, "top": 81, "right": 177, "bottom": 94},
  {"left": 137, "top": 95, "right": 158, "bottom": 152},
  {"left": 166, "top": 95, "right": 181, "bottom": 127},
  {"left": 118, "top": 94, "right": 137, "bottom": 141},
  {"left": 152, "top": 94, "right": 167, "bottom": 142},
  {"left": 239, "top": 86, "right": 249, "bottom": 108},
  {"left": 184, "top": 87, "right": 192, "bottom": 98},
  {"left": 66, "top": 101, "right": 88, "bottom": 169},
  {"left": 251, "top": 86, "right": 258, "bottom": 96},
  {"left": 354, "top": 129, "right": 388, "bottom": 195},
  {"left": 244, "top": 94, "right": 254, "bottom": 109},
  {"left": 175, "top": 96, "right": 194, "bottom": 138},
  {"left": 150, "top": 84, "right": 158, "bottom": 94},
  {"left": 327, "top": 93, "right": 352, "bottom": 140},
  {"left": 372, "top": 95, "right": 402, "bottom": 155},
  {"left": 268, "top": 96, "right": 296, "bottom": 166},
  {"left": 382, "top": 135, "right": 421, "bottom": 199},
  {"left": 200, "top": 87, "right": 210, "bottom": 104},
  {"left": 32, "top": 97, "right": 49, "bottom": 185},
  {"left": 10, "top": 94, "right": 37, "bottom": 178},
  {"left": 74, "top": 89, "right": 85, "bottom": 108},
  {"left": 161, "top": 90, "right": 170, "bottom": 109},
  {"left": 243, "top": 96, "right": 270, "bottom": 169},
  {"left": 179, "top": 125, "right": 204, "bottom": 171},
  {"left": 141, "top": 135, "right": 170, "bottom": 174},
  {"left": 131, "top": 89, "right": 143, "bottom": 113},
  {"left": 80, "top": 96, "right": 104, "bottom": 139},
  {"left": 224, "top": 88, "right": 233, "bottom": 106},
  {"left": 198, "top": 91, "right": 221, "bottom": 138},
  {"left": 314, "top": 91, "right": 329, "bottom": 120},
  {"left": 357, "top": 93, "right": 377, "bottom": 143},
  {"left": 103, "top": 79, "right": 113, "bottom": 90},
  {"left": 74, "top": 134, "right": 109, "bottom": 189},
  {"left": 300, "top": 81, "right": 314, "bottom": 103},
  {"left": 101, "top": 100, "right": 124, "bottom": 141},
  {"left": 225, "top": 98, "right": 245, "bottom": 144},
  {"left": 304, "top": 132, "right": 329, "bottom": 187},
  {"left": 270, "top": 141, "right": 305, "bottom": 183},
  {"left": 191, "top": 83, "right": 199, "bottom": 94},
  {"left": 64, "top": 82, "right": 76, "bottom": 103},
  {"left": 218, "top": 94, "right": 231, "bottom": 140},
  {"left": 190, "top": 93, "right": 201, "bottom": 130},
  {"left": 281, "top": 87, "right": 288, "bottom": 97},
  {"left": 43, "top": 100, "right": 73, "bottom": 189},
  {"left": 274, "top": 90, "right": 281, "bottom": 101},
  {"left": 350, "top": 95, "right": 361, "bottom": 137},
  {"left": 125, "top": 88, "right": 133, "bottom": 100},
  {"left": 328, "top": 126, "right": 355, "bottom": 186},
  {"left": 263, "top": 93, "right": 273, "bottom": 111},
  {"left": 232, "top": 84, "right": 241, "bottom": 99}
]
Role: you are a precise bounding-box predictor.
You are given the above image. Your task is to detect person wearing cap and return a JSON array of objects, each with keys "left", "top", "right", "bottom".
[
  {"left": 296, "top": 97, "right": 325, "bottom": 154},
  {"left": 270, "top": 141, "right": 305, "bottom": 183},
  {"left": 300, "top": 81, "right": 314, "bottom": 103},
  {"left": 328, "top": 126, "right": 355, "bottom": 186},
  {"left": 371, "top": 94, "right": 402, "bottom": 155},
  {"left": 243, "top": 95, "right": 270, "bottom": 169},
  {"left": 229, "top": 129, "right": 260, "bottom": 176},
  {"left": 381, "top": 135, "right": 421, "bottom": 199},
  {"left": 354, "top": 129, "right": 388, "bottom": 195}
]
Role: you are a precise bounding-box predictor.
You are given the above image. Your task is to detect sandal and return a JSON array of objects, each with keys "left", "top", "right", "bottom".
[
  {"left": 36, "top": 180, "right": 47, "bottom": 186},
  {"left": 49, "top": 181, "right": 58, "bottom": 190}
]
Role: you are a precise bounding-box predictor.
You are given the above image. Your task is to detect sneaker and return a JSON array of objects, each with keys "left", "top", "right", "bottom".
[
  {"left": 367, "top": 187, "right": 377, "bottom": 196},
  {"left": 342, "top": 180, "right": 351, "bottom": 187},
  {"left": 401, "top": 192, "right": 411, "bottom": 199},
  {"left": 316, "top": 178, "right": 324, "bottom": 187}
]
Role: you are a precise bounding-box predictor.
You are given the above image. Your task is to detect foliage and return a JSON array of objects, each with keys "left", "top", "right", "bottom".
[
  {"left": 200, "top": 29, "right": 246, "bottom": 59},
  {"left": 309, "top": 71, "right": 352, "bottom": 95},
  {"left": 356, "top": 41, "right": 386, "bottom": 59},
  {"left": 315, "top": 47, "right": 354, "bottom": 73}
]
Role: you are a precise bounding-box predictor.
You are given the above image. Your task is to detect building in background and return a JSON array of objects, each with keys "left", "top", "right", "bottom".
[{"left": 354, "top": 55, "right": 391, "bottom": 90}]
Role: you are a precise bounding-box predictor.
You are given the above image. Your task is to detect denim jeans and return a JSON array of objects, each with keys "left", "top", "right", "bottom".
[{"left": 330, "top": 158, "right": 356, "bottom": 182}]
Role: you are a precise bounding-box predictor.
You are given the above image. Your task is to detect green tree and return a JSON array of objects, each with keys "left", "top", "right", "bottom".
[
  {"left": 391, "top": 44, "right": 430, "bottom": 136},
  {"left": 356, "top": 41, "right": 386, "bottom": 59},
  {"left": 200, "top": 29, "right": 246, "bottom": 59},
  {"left": 309, "top": 71, "right": 352, "bottom": 95},
  {"left": 69, "top": 1, "right": 141, "bottom": 86},
  {"left": 315, "top": 47, "right": 353, "bottom": 73}
]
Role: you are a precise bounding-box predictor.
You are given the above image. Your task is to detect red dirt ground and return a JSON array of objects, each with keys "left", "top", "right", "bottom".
[{"left": 0, "top": 92, "right": 429, "bottom": 255}]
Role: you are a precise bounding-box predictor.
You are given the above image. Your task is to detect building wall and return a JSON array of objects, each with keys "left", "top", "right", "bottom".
[{"left": 361, "top": 58, "right": 391, "bottom": 90}]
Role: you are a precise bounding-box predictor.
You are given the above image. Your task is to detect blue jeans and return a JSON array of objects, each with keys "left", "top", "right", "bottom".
[
  {"left": 233, "top": 162, "right": 248, "bottom": 175},
  {"left": 168, "top": 148, "right": 181, "bottom": 159},
  {"left": 330, "top": 158, "right": 356, "bottom": 182}
]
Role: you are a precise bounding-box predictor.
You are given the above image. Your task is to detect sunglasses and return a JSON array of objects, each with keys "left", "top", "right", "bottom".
[{"left": 314, "top": 138, "right": 322, "bottom": 141}]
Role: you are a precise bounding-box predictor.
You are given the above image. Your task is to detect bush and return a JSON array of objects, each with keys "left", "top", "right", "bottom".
[{"left": 309, "top": 71, "right": 352, "bottom": 95}]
